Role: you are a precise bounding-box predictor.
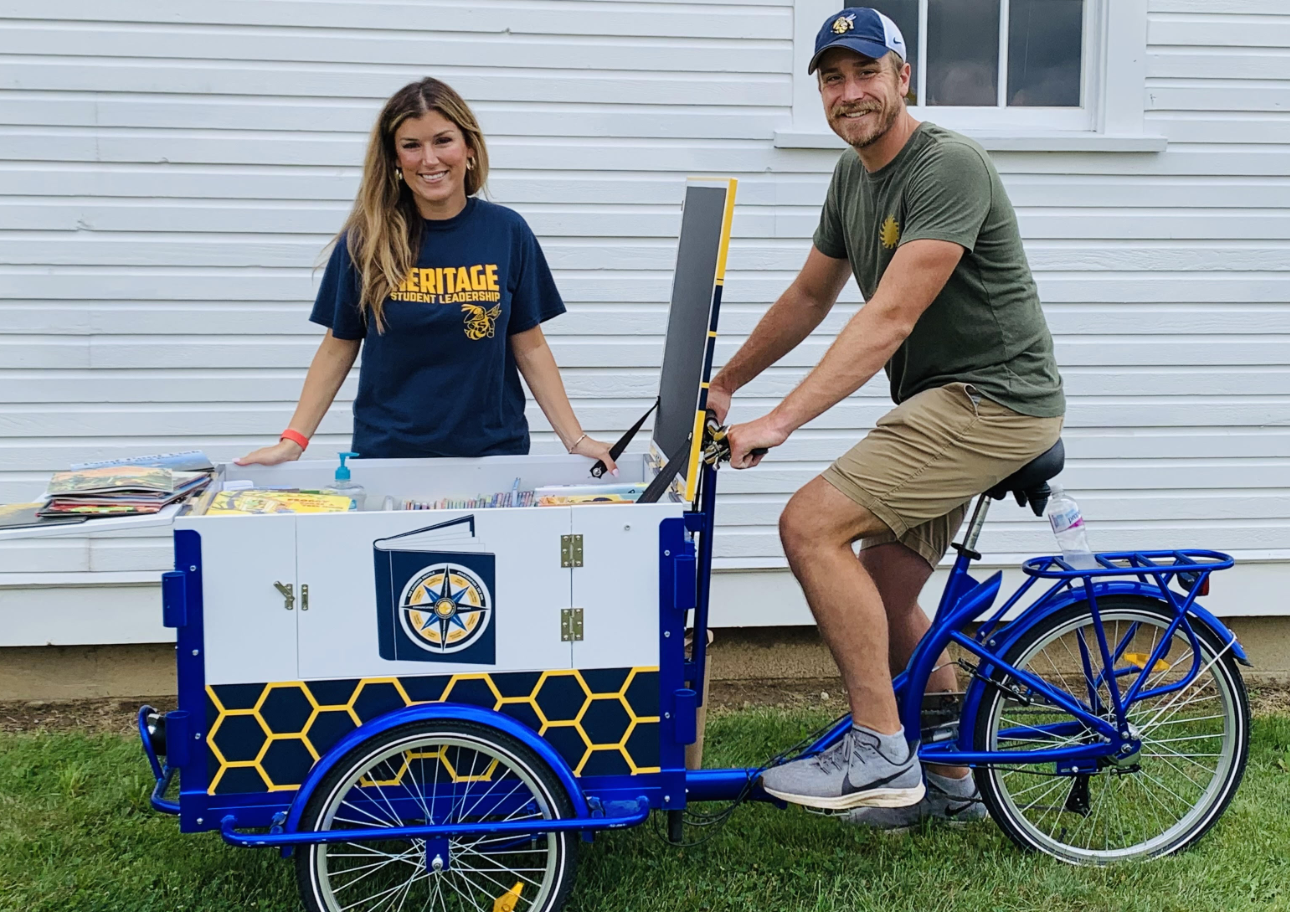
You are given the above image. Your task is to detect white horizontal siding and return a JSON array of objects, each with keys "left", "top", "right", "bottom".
[{"left": 2, "top": 0, "right": 1289, "bottom": 643}]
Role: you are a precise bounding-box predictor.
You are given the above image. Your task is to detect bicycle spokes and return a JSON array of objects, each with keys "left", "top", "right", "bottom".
[{"left": 978, "top": 602, "right": 1246, "bottom": 863}]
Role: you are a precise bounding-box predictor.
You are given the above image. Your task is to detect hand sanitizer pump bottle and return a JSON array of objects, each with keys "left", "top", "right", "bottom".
[{"left": 323, "top": 452, "right": 366, "bottom": 511}]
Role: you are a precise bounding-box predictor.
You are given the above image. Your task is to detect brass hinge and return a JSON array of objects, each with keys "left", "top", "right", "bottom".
[
  {"left": 560, "top": 534, "right": 584, "bottom": 568},
  {"left": 561, "top": 607, "right": 584, "bottom": 642}
]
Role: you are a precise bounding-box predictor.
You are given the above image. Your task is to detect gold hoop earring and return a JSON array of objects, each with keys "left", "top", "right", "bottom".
[{"left": 466, "top": 159, "right": 475, "bottom": 171}]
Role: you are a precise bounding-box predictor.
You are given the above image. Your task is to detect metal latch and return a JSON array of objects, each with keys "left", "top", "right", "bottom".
[
  {"left": 300, "top": 583, "right": 309, "bottom": 611},
  {"left": 560, "top": 534, "right": 584, "bottom": 568},
  {"left": 274, "top": 581, "right": 295, "bottom": 611},
  {"left": 561, "top": 608, "right": 584, "bottom": 642}
]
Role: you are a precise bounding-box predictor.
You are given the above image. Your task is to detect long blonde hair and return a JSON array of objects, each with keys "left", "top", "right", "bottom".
[{"left": 337, "top": 78, "right": 490, "bottom": 331}]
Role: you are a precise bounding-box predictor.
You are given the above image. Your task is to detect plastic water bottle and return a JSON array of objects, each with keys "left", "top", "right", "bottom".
[{"left": 1046, "top": 483, "right": 1097, "bottom": 569}]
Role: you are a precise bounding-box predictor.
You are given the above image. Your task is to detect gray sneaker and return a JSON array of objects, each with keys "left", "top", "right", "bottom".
[
  {"left": 842, "top": 772, "right": 987, "bottom": 831},
  {"left": 759, "top": 726, "right": 925, "bottom": 811}
]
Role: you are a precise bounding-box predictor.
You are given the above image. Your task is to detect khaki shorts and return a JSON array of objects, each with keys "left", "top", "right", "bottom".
[{"left": 821, "top": 383, "right": 1064, "bottom": 567}]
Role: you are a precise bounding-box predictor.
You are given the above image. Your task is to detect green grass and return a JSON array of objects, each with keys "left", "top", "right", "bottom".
[{"left": 1, "top": 708, "right": 1289, "bottom": 912}]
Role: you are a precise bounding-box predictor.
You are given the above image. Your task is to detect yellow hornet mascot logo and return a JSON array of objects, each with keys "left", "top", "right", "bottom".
[
  {"left": 462, "top": 303, "right": 501, "bottom": 340},
  {"left": 832, "top": 13, "right": 855, "bottom": 34}
]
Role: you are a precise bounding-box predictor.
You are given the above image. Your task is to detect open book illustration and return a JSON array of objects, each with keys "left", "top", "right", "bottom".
[{"left": 373, "top": 515, "right": 496, "bottom": 664}]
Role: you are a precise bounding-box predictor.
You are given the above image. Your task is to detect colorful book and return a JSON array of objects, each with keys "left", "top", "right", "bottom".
[
  {"left": 206, "top": 490, "right": 356, "bottom": 515},
  {"left": 533, "top": 483, "right": 646, "bottom": 500},
  {"left": 0, "top": 502, "right": 90, "bottom": 530},
  {"left": 535, "top": 492, "right": 638, "bottom": 506},
  {"left": 71, "top": 451, "right": 214, "bottom": 473},
  {"left": 39, "top": 502, "right": 166, "bottom": 516},
  {"left": 48, "top": 465, "right": 177, "bottom": 496}
]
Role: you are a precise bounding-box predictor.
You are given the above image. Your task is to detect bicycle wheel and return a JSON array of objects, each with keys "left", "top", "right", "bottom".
[
  {"left": 973, "top": 595, "right": 1249, "bottom": 864},
  {"left": 295, "top": 719, "right": 577, "bottom": 912}
]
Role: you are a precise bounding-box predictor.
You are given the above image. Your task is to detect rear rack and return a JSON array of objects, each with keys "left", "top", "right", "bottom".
[
  {"left": 1021, "top": 549, "right": 1234, "bottom": 581},
  {"left": 971, "top": 549, "right": 1234, "bottom": 648}
]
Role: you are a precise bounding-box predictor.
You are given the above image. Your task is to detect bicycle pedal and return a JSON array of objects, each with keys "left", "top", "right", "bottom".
[
  {"left": 919, "top": 692, "right": 963, "bottom": 729},
  {"left": 919, "top": 720, "right": 960, "bottom": 744},
  {"left": 804, "top": 806, "right": 852, "bottom": 819}
]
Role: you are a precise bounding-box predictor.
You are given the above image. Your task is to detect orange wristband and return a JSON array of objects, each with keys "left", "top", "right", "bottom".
[{"left": 280, "top": 429, "right": 309, "bottom": 451}]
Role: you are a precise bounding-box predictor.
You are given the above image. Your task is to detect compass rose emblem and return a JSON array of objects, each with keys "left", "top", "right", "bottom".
[{"left": 397, "top": 562, "right": 492, "bottom": 655}]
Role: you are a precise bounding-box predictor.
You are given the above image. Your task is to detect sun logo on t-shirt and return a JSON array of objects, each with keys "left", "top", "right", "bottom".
[
  {"left": 462, "top": 303, "right": 501, "bottom": 340},
  {"left": 880, "top": 215, "right": 901, "bottom": 249}
]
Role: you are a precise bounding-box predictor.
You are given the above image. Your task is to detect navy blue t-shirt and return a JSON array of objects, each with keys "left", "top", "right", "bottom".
[{"left": 310, "top": 199, "right": 565, "bottom": 458}]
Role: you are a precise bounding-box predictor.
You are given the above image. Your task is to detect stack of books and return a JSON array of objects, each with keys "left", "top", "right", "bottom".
[{"left": 39, "top": 464, "right": 212, "bottom": 517}]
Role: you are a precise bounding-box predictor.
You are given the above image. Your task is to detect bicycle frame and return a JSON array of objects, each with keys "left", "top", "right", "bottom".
[{"left": 683, "top": 485, "right": 1243, "bottom": 801}]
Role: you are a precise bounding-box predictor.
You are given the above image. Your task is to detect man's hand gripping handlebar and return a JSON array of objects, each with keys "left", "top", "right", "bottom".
[{"left": 701, "top": 412, "right": 769, "bottom": 467}]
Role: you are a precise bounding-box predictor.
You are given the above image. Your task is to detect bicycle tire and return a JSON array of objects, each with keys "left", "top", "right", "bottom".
[
  {"left": 971, "top": 595, "right": 1249, "bottom": 864},
  {"left": 294, "top": 718, "right": 578, "bottom": 912}
]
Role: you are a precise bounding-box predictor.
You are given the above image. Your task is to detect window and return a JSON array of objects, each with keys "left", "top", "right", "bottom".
[
  {"left": 779, "top": 0, "right": 1159, "bottom": 151},
  {"left": 857, "top": 0, "right": 1086, "bottom": 109}
]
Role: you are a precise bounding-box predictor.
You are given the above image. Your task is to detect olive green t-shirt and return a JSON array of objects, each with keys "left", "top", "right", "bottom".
[{"left": 813, "top": 122, "right": 1064, "bottom": 418}]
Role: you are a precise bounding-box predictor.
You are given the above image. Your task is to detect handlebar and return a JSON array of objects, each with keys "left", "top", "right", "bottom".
[{"left": 701, "top": 413, "right": 769, "bottom": 466}]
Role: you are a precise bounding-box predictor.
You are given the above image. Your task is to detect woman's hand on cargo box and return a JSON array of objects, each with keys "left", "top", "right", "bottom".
[
  {"left": 571, "top": 434, "right": 618, "bottom": 476},
  {"left": 235, "top": 439, "right": 304, "bottom": 467}
]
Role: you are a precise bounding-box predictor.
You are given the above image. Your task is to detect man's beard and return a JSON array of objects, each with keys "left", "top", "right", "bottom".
[{"left": 829, "top": 100, "right": 900, "bottom": 149}]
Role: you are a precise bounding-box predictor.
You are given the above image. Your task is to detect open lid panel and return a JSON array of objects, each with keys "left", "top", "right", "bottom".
[{"left": 649, "top": 177, "right": 737, "bottom": 503}]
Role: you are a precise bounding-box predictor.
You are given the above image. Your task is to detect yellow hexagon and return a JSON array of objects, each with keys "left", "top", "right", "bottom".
[
  {"left": 348, "top": 677, "right": 412, "bottom": 710},
  {"left": 531, "top": 671, "right": 592, "bottom": 729},
  {"left": 208, "top": 762, "right": 271, "bottom": 794},
  {"left": 255, "top": 682, "right": 318, "bottom": 735},
  {"left": 440, "top": 673, "right": 503, "bottom": 710},
  {"left": 207, "top": 708, "right": 270, "bottom": 767}
]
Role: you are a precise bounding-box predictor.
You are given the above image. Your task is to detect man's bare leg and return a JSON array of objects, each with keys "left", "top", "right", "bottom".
[
  {"left": 778, "top": 477, "right": 903, "bottom": 734},
  {"left": 858, "top": 543, "right": 968, "bottom": 779},
  {"left": 760, "top": 477, "right": 925, "bottom": 810}
]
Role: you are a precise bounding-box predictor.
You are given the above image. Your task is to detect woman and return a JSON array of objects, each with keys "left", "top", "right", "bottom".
[{"left": 238, "top": 78, "right": 616, "bottom": 473}]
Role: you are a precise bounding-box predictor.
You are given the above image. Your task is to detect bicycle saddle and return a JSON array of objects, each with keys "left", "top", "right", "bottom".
[{"left": 987, "top": 438, "right": 1065, "bottom": 516}]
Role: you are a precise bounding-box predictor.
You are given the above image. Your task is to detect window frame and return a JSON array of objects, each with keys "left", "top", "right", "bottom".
[{"left": 777, "top": 0, "right": 1162, "bottom": 152}]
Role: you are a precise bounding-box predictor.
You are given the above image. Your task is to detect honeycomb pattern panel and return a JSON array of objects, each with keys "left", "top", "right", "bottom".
[{"left": 206, "top": 667, "right": 660, "bottom": 795}]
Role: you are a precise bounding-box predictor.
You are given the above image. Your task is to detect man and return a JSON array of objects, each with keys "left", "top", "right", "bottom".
[{"left": 709, "top": 8, "right": 1065, "bottom": 827}]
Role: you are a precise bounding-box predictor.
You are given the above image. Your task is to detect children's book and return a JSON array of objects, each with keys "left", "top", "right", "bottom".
[
  {"left": 39, "top": 502, "right": 166, "bottom": 516},
  {"left": 71, "top": 451, "right": 214, "bottom": 473},
  {"left": 532, "top": 483, "right": 647, "bottom": 499},
  {"left": 535, "top": 493, "right": 638, "bottom": 506},
  {"left": 206, "top": 490, "right": 356, "bottom": 515},
  {"left": 47, "top": 466, "right": 181, "bottom": 496},
  {"left": 0, "top": 502, "right": 89, "bottom": 530}
]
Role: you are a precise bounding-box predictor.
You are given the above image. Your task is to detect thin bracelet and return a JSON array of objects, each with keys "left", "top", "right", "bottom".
[{"left": 567, "top": 433, "right": 588, "bottom": 453}]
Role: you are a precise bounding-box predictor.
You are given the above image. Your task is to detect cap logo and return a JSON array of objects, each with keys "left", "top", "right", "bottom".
[{"left": 831, "top": 13, "right": 855, "bottom": 35}]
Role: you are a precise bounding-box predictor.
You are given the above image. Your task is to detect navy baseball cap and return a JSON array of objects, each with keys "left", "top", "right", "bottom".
[{"left": 809, "top": 7, "right": 907, "bottom": 73}]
